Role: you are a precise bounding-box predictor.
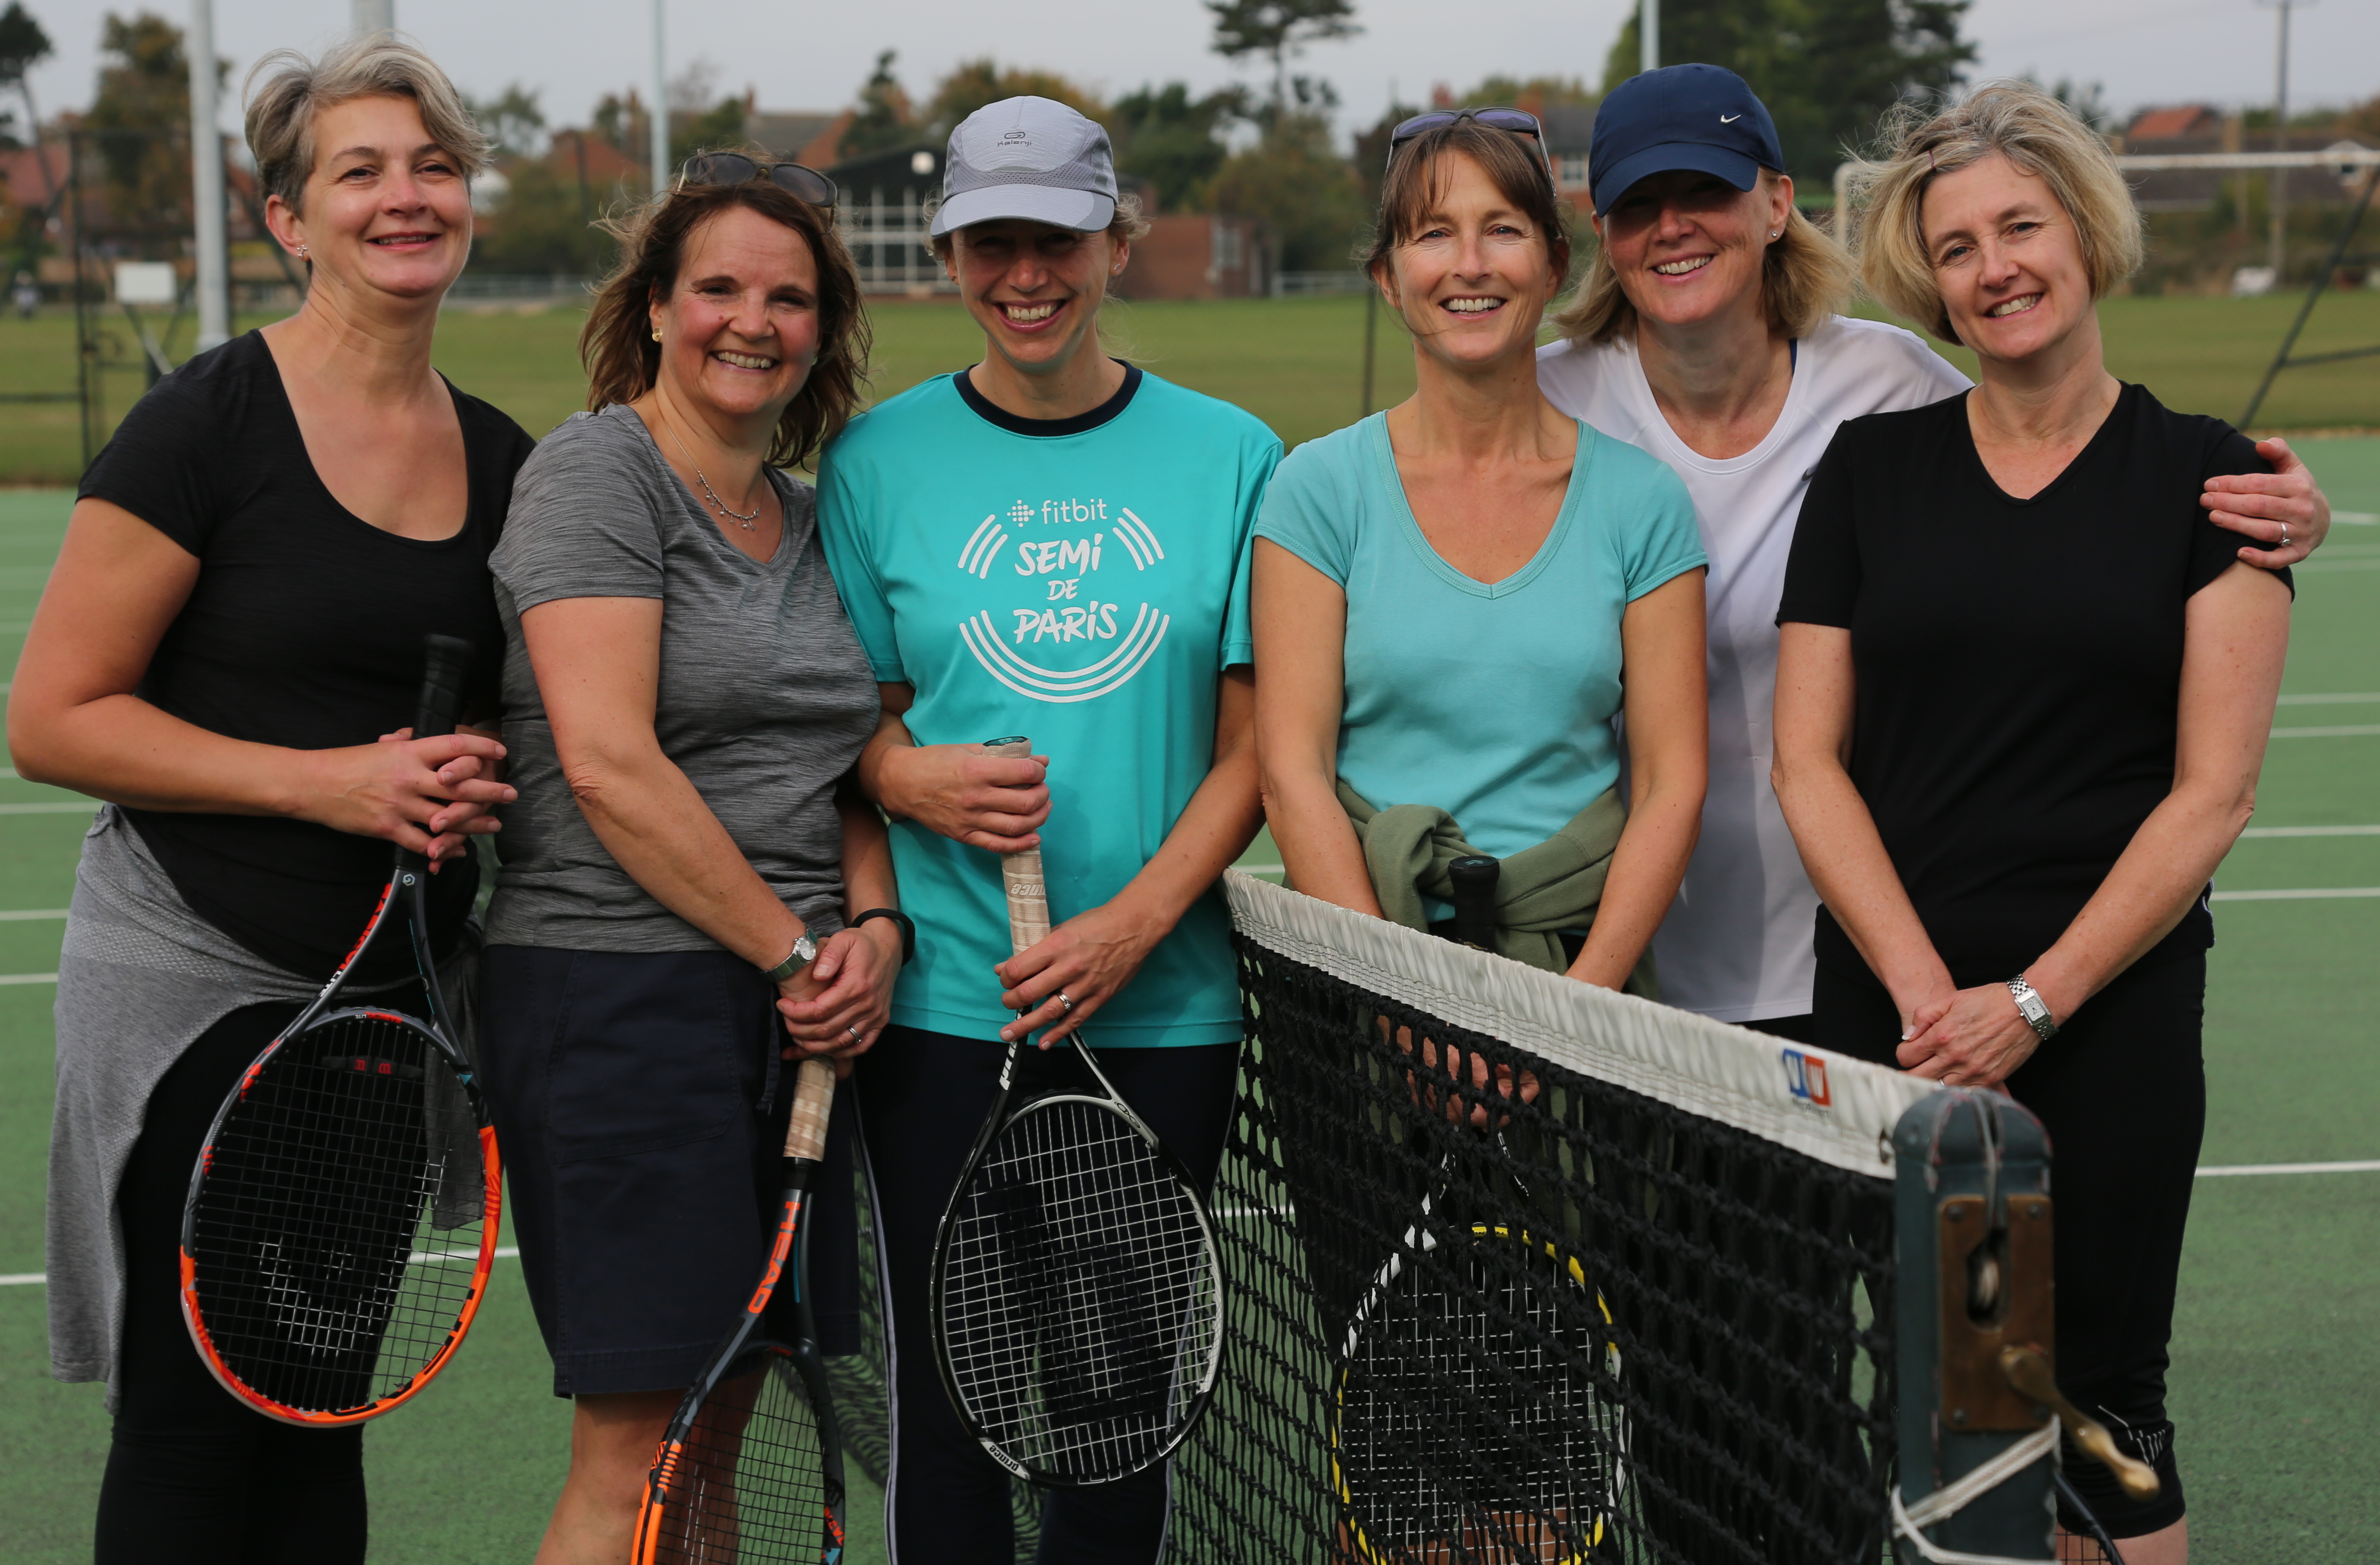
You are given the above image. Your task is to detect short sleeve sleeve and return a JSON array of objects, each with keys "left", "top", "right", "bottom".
[
  {"left": 1251, "top": 437, "right": 1358, "bottom": 587},
  {"left": 2187, "top": 427, "right": 2288, "bottom": 599},
  {"left": 1777, "top": 426, "right": 1862, "bottom": 628},
  {"left": 1218, "top": 431, "right": 1285, "bottom": 669},
  {"left": 813, "top": 436, "right": 907, "bottom": 683},
  {"left": 77, "top": 374, "right": 223, "bottom": 557},
  {"left": 488, "top": 414, "right": 668, "bottom": 614},
  {"left": 1620, "top": 458, "right": 1708, "bottom": 601}
]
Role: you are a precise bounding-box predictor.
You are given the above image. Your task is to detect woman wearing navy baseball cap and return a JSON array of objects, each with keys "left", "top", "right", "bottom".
[{"left": 1537, "top": 64, "right": 2329, "bottom": 1044}]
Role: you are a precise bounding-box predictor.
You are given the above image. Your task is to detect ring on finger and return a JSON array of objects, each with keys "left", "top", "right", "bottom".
[
  {"left": 2278, "top": 523, "right": 2291, "bottom": 548},
  {"left": 1056, "top": 990, "right": 1074, "bottom": 1014},
  {"left": 847, "top": 1025, "right": 865, "bottom": 1045}
]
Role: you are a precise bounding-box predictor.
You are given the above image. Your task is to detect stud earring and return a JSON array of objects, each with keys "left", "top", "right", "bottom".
[
  {"left": 298, "top": 243, "right": 310, "bottom": 258},
  {"left": 651, "top": 328, "right": 662, "bottom": 342}
]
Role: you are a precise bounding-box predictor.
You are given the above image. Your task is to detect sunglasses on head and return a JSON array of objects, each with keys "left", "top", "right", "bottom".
[
  {"left": 1387, "top": 108, "right": 1554, "bottom": 179},
  {"left": 675, "top": 152, "right": 839, "bottom": 209}
]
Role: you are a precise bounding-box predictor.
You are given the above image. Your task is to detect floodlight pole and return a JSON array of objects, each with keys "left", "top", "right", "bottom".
[
  {"left": 2258, "top": 0, "right": 2314, "bottom": 279},
  {"left": 351, "top": 0, "right": 394, "bottom": 34},
  {"left": 1640, "top": 0, "right": 1659, "bottom": 74},
  {"left": 651, "top": 0, "right": 670, "bottom": 196},
  {"left": 188, "top": 0, "right": 230, "bottom": 350}
]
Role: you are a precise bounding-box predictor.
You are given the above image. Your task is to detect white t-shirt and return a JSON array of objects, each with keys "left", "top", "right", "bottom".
[{"left": 1536, "top": 313, "right": 1970, "bottom": 1022}]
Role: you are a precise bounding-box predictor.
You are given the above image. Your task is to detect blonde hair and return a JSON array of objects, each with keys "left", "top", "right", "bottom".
[
  {"left": 1553, "top": 172, "right": 1852, "bottom": 344},
  {"left": 244, "top": 35, "right": 490, "bottom": 216},
  {"left": 1851, "top": 81, "right": 2142, "bottom": 346}
]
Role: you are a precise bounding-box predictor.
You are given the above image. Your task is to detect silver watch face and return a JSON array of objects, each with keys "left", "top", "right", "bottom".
[{"left": 793, "top": 933, "right": 819, "bottom": 963}]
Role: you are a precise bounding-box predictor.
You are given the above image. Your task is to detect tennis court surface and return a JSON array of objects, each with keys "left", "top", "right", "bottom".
[{"left": 2, "top": 439, "right": 2375, "bottom": 1560}]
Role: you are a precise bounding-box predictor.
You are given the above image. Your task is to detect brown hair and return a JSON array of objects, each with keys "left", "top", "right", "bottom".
[
  {"left": 1554, "top": 174, "right": 1852, "bottom": 344},
  {"left": 582, "top": 162, "right": 870, "bottom": 469},
  {"left": 1363, "top": 118, "right": 1573, "bottom": 292},
  {"left": 244, "top": 36, "right": 490, "bottom": 217},
  {"left": 1851, "top": 81, "right": 2142, "bottom": 346}
]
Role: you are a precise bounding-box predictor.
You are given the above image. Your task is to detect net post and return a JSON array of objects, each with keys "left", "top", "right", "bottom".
[{"left": 1892, "top": 1088, "right": 2058, "bottom": 1562}]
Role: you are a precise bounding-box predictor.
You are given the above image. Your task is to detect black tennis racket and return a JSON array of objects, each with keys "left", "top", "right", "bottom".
[
  {"left": 634, "top": 1055, "right": 846, "bottom": 1565},
  {"left": 926, "top": 735, "right": 1226, "bottom": 1486},
  {"left": 1332, "top": 1143, "right": 1628, "bottom": 1564},
  {"left": 179, "top": 632, "right": 500, "bottom": 1425}
]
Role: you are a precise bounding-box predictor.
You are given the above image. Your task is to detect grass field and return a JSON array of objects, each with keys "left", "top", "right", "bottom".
[
  {"left": 6, "top": 287, "right": 2380, "bottom": 484},
  {"left": 0, "top": 443, "right": 2374, "bottom": 1558}
]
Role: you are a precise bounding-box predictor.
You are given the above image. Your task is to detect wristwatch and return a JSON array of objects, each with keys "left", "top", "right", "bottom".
[
  {"left": 2005, "top": 974, "right": 2058, "bottom": 1043},
  {"left": 763, "top": 933, "right": 819, "bottom": 983}
]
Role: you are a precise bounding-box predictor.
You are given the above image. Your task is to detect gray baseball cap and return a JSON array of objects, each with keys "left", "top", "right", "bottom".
[{"left": 930, "top": 96, "right": 1117, "bottom": 237}]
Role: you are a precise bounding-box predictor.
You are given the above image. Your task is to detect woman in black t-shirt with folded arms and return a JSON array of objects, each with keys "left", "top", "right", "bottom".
[
  {"left": 1773, "top": 84, "right": 2287, "bottom": 1565},
  {"left": 10, "top": 39, "right": 526, "bottom": 1563}
]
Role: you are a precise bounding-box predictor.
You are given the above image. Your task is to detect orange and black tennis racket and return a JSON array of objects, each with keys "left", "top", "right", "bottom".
[
  {"left": 634, "top": 1056, "right": 846, "bottom": 1564},
  {"left": 178, "top": 633, "right": 502, "bottom": 1424}
]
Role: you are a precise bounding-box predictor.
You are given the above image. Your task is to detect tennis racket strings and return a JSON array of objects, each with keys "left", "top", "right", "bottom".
[
  {"left": 184, "top": 1007, "right": 492, "bottom": 1415},
  {"left": 939, "top": 1092, "right": 1223, "bottom": 1481},
  {"left": 645, "top": 1343, "right": 835, "bottom": 1565},
  {"left": 1336, "top": 1218, "right": 1626, "bottom": 1565}
]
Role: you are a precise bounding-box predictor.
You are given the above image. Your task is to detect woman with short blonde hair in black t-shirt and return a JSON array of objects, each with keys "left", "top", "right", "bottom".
[
  {"left": 1773, "top": 83, "right": 2289, "bottom": 1565},
  {"left": 11, "top": 37, "right": 528, "bottom": 1563}
]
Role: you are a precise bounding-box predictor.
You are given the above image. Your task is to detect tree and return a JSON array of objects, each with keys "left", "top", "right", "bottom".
[
  {"left": 1208, "top": 105, "right": 1368, "bottom": 271},
  {"left": 1207, "top": 0, "right": 1360, "bottom": 115},
  {"left": 672, "top": 96, "right": 749, "bottom": 165},
  {"left": 1110, "top": 83, "right": 1244, "bottom": 212},
  {"left": 1457, "top": 75, "right": 1599, "bottom": 115},
  {"left": 1599, "top": 0, "right": 1975, "bottom": 182},
  {"left": 0, "top": 0, "right": 52, "bottom": 148},
  {"left": 922, "top": 59, "right": 1108, "bottom": 141},
  {"left": 87, "top": 12, "right": 210, "bottom": 246},
  {"left": 839, "top": 50, "right": 915, "bottom": 159},
  {"left": 471, "top": 160, "right": 616, "bottom": 275},
  {"left": 467, "top": 83, "right": 546, "bottom": 159}
]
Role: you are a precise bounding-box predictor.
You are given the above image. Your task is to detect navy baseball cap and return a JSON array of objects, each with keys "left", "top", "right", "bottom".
[{"left": 1588, "top": 64, "right": 1784, "bottom": 216}]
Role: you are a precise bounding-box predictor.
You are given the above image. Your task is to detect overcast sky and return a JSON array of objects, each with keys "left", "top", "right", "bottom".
[{"left": 22, "top": 0, "right": 2380, "bottom": 154}]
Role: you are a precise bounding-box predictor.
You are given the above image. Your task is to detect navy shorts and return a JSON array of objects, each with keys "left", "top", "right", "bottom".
[{"left": 477, "top": 945, "right": 789, "bottom": 1397}]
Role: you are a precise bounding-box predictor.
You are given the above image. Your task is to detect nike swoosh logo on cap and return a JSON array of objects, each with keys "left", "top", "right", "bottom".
[{"left": 1721, "top": 113, "right": 1743, "bottom": 123}]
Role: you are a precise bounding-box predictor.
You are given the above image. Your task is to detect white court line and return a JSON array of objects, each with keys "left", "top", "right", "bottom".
[
  {"left": 2296, "top": 559, "right": 2380, "bottom": 571},
  {"left": 0, "top": 1246, "right": 524, "bottom": 1287},
  {"left": 2210, "top": 887, "right": 2380, "bottom": 901},
  {"left": 2275, "top": 692, "right": 2380, "bottom": 705},
  {"left": 0, "top": 909, "right": 67, "bottom": 921},
  {"left": 2197, "top": 1161, "right": 2380, "bottom": 1177},
  {"left": 2238, "top": 825, "right": 2380, "bottom": 837},
  {"left": 2333, "top": 511, "right": 2376, "bottom": 525},
  {"left": 2269, "top": 724, "right": 2380, "bottom": 738},
  {"left": 0, "top": 972, "right": 57, "bottom": 985},
  {"left": 1237, "top": 863, "right": 1284, "bottom": 876},
  {"left": 0, "top": 802, "right": 94, "bottom": 815}
]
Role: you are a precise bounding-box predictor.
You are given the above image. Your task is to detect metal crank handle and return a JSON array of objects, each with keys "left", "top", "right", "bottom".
[{"left": 1998, "top": 1345, "right": 2161, "bottom": 1502}]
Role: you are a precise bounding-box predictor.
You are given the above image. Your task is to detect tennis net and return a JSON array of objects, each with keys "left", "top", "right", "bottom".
[{"left": 842, "top": 868, "right": 1941, "bottom": 1563}]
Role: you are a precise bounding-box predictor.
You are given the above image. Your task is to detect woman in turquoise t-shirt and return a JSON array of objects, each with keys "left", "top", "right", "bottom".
[
  {"left": 815, "top": 98, "right": 1278, "bottom": 1563},
  {"left": 1255, "top": 112, "right": 1709, "bottom": 988}
]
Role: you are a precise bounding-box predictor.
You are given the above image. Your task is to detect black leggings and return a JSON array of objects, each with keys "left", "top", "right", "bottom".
[
  {"left": 1816, "top": 950, "right": 2204, "bottom": 1538},
  {"left": 851, "top": 1025, "right": 1240, "bottom": 1565},
  {"left": 96, "top": 1001, "right": 369, "bottom": 1565}
]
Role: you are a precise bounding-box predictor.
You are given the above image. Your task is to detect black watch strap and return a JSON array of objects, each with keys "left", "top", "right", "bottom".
[{"left": 851, "top": 907, "right": 915, "bottom": 964}]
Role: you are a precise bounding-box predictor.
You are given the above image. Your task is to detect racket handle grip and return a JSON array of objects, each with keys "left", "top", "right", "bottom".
[
  {"left": 415, "top": 634, "right": 474, "bottom": 740},
  {"left": 981, "top": 736, "right": 1050, "bottom": 957},
  {"left": 784, "top": 1055, "right": 835, "bottom": 1163}
]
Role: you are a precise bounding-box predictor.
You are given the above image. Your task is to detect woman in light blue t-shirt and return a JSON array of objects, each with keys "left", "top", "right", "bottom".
[{"left": 1255, "top": 112, "right": 1709, "bottom": 989}]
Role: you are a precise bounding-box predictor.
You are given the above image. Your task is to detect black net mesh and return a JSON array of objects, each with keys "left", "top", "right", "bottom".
[
  {"left": 647, "top": 1344, "right": 841, "bottom": 1565},
  {"left": 184, "top": 1010, "right": 490, "bottom": 1416}
]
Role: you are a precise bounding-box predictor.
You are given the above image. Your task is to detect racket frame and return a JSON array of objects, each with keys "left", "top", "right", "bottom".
[
  {"left": 634, "top": 1056, "right": 847, "bottom": 1565},
  {"left": 923, "top": 736, "right": 1227, "bottom": 1487},
  {"left": 1330, "top": 1169, "right": 1627, "bottom": 1565},
  {"left": 176, "top": 634, "right": 503, "bottom": 1426}
]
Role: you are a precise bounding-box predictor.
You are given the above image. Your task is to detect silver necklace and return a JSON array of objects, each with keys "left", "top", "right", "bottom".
[{"left": 658, "top": 417, "right": 761, "bottom": 528}]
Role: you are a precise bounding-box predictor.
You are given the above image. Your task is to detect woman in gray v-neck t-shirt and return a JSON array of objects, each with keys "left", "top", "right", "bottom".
[{"left": 487, "top": 402, "right": 879, "bottom": 949}]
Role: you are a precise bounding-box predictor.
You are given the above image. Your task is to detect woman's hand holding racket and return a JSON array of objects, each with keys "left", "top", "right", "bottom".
[
  {"left": 994, "top": 895, "right": 1169, "bottom": 1048},
  {"left": 328, "top": 726, "right": 511, "bottom": 861},
  {"left": 776, "top": 923, "right": 900, "bottom": 1067},
  {"left": 872, "top": 740, "right": 1052, "bottom": 852}
]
